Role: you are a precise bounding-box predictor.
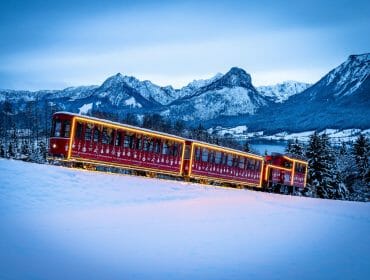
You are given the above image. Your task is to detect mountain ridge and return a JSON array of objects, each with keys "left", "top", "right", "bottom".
[{"left": 0, "top": 53, "right": 369, "bottom": 133}]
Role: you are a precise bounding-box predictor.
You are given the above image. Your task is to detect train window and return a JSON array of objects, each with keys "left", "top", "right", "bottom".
[
  {"left": 169, "top": 141, "right": 175, "bottom": 156},
  {"left": 222, "top": 154, "right": 228, "bottom": 165},
  {"left": 162, "top": 141, "right": 169, "bottom": 155},
  {"left": 109, "top": 129, "right": 115, "bottom": 145},
  {"left": 93, "top": 127, "right": 100, "bottom": 143},
  {"left": 76, "top": 122, "right": 83, "bottom": 139},
  {"left": 177, "top": 143, "right": 182, "bottom": 157},
  {"left": 227, "top": 154, "right": 233, "bottom": 166},
  {"left": 246, "top": 159, "right": 255, "bottom": 170},
  {"left": 255, "top": 160, "right": 261, "bottom": 170},
  {"left": 295, "top": 163, "right": 305, "bottom": 173},
  {"left": 85, "top": 123, "right": 93, "bottom": 141},
  {"left": 215, "top": 151, "right": 222, "bottom": 164},
  {"left": 102, "top": 127, "right": 109, "bottom": 144},
  {"left": 143, "top": 136, "right": 152, "bottom": 152},
  {"left": 101, "top": 127, "right": 112, "bottom": 145},
  {"left": 172, "top": 142, "right": 179, "bottom": 157},
  {"left": 62, "top": 120, "right": 71, "bottom": 138},
  {"left": 284, "top": 161, "right": 292, "bottom": 168},
  {"left": 208, "top": 151, "right": 215, "bottom": 163},
  {"left": 184, "top": 145, "right": 191, "bottom": 160},
  {"left": 53, "top": 120, "right": 62, "bottom": 137},
  {"left": 115, "top": 131, "right": 122, "bottom": 146},
  {"left": 239, "top": 157, "right": 245, "bottom": 169},
  {"left": 123, "top": 133, "right": 134, "bottom": 148},
  {"left": 195, "top": 147, "right": 201, "bottom": 161},
  {"left": 233, "top": 156, "right": 239, "bottom": 167},
  {"left": 153, "top": 138, "right": 161, "bottom": 153},
  {"left": 251, "top": 159, "right": 256, "bottom": 170},
  {"left": 135, "top": 134, "right": 143, "bottom": 150},
  {"left": 93, "top": 126, "right": 100, "bottom": 142},
  {"left": 201, "top": 148, "right": 208, "bottom": 162}
]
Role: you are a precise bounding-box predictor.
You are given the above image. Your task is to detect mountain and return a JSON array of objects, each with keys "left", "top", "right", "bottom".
[
  {"left": 257, "top": 81, "right": 311, "bottom": 103},
  {"left": 0, "top": 53, "right": 369, "bottom": 133},
  {"left": 208, "top": 53, "right": 370, "bottom": 133},
  {"left": 164, "top": 67, "right": 270, "bottom": 121}
]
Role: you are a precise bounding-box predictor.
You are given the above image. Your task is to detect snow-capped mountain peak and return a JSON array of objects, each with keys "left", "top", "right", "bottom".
[
  {"left": 322, "top": 53, "right": 369, "bottom": 97},
  {"left": 215, "top": 67, "right": 252, "bottom": 88},
  {"left": 182, "top": 73, "right": 223, "bottom": 90},
  {"left": 257, "top": 81, "right": 311, "bottom": 103}
]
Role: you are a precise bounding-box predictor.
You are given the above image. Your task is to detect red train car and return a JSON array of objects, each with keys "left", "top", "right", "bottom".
[
  {"left": 50, "top": 112, "right": 185, "bottom": 176},
  {"left": 49, "top": 112, "right": 308, "bottom": 191},
  {"left": 264, "top": 153, "right": 308, "bottom": 193},
  {"left": 185, "top": 141, "right": 264, "bottom": 188}
]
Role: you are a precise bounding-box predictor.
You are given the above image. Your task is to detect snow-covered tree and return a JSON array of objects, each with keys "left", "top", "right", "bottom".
[
  {"left": 353, "top": 134, "right": 369, "bottom": 181},
  {"left": 243, "top": 141, "right": 250, "bottom": 152},
  {"left": 286, "top": 138, "right": 304, "bottom": 156},
  {"left": 20, "top": 140, "right": 31, "bottom": 161},
  {"left": 0, "top": 143, "right": 4, "bottom": 158},
  {"left": 305, "top": 132, "right": 346, "bottom": 199},
  {"left": 30, "top": 141, "right": 47, "bottom": 163}
]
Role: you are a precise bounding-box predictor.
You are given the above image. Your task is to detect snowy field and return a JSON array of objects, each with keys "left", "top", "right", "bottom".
[{"left": 0, "top": 159, "right": 369, "bottom": 280}]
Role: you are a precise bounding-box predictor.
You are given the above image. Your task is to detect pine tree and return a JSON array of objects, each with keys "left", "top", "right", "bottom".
[
  {"left": 353, "top": 134, "right": 369, "bottom": 180},
  {"left": 243, "top": 141, "right": 250, "bottom": 152},
  {"left": 20, "top": 140, "right": 31, "bottom": 161},
  {"left": 0, "top": 143, "right": 4, "bottom": 158},
  {"left": 122, "top": 113, "right": 139, "bottom": 126},
  {"left": 305, "top": 132, "right": 345, "bottom": 199},
  {"left": 173, "top": 120, "right": 186, "bottom": 136},
  {"left": 286, "top": 138, "right": 304, "bottom": 157},
  {"left": 349, "top": 134, "right": 370, "bottom": 201}
]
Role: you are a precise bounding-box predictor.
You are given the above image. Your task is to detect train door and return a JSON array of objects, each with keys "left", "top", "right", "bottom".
[{"left": 182, "top": 141, "right": 192, "bottom": 176}]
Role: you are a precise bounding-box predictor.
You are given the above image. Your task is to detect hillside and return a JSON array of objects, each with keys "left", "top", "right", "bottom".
[{"left": 0, "top": 159, "right": 369, "bottom": 279}]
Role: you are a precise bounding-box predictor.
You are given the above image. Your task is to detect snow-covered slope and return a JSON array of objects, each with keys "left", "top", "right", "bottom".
[
  {"left": 257, "top": 81, "right": 311, "bottom": 103},
  {"left": 324, "top": 53, "right": 370, "bottom": 97},
  {"left": 1, "top": 159, "right": 369, "bottom": 279}
]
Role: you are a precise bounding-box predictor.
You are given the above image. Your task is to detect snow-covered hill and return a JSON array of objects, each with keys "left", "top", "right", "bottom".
[
  {"left": 0, "top": 159, "right": 369, "bottom": 279},
  {"left": 257, "top": 81, "right": 311, "bottom": 103}
]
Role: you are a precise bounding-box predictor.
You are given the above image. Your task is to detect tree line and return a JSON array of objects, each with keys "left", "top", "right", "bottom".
[{"left": 286, "top": 133, "right": 369, "bottom": 202}]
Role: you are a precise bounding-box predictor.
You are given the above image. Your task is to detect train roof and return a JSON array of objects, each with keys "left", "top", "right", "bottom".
[
  {"left": 53, "top": 111, "right": 186, "bottom": 142},
  {"left": 269, "top": 152, "right": 307, "bottom": 164}
]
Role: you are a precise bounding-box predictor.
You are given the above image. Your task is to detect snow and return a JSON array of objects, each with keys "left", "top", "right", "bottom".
[
  {"left": 183, "top": 73, "right": 223, "bottom": 90},
  {"left": 78, "top": 103, "right": 93, "bottom": 114},
  {"left": 325, "top": 53, "right": 370, "bottom": 97},
  {"left": 252, "top": 129, "right": 369, "bottom": 143},
  {"left": 124, "top": 97, "right": 142, "bottom": 108},
  {"left": 171, "top": 86, "right": 266, "bottom": 121},
  {"left": 208, "top": 125, "right": 248, "bottom": 136},
  {"left": 208, "top": 126, "right": 370, "bottom": 144},
  {"left": 0, "top": 159, "right": 369, "bottom": 279},
  {"left": 251, "top": 143, "right": 286, "bottom": 155},
  {"left": 257, "top": 81, "right": 311, "bottom": 103}
]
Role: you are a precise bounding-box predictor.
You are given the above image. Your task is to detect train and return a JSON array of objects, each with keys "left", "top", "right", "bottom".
[{"left": 48, "top": 112, "right": 308, "bottom": 193}]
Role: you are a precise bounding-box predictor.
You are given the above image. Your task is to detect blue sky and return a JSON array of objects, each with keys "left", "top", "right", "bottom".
[{"left": 0, "top": 0, "right": 369, "bottom": 90}]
